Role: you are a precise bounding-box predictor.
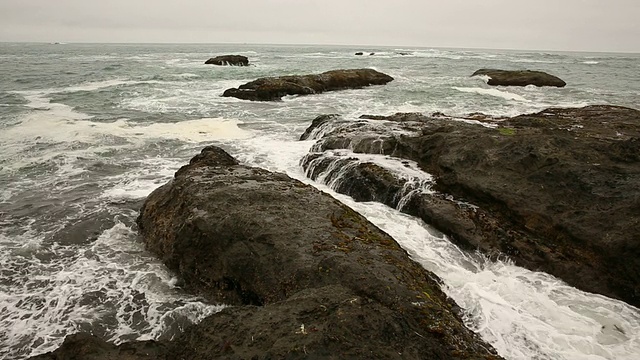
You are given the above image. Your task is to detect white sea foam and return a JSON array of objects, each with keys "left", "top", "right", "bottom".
[
  {"left": 0, "top": 222, "right": 223, "bottom": 359},
  {"left": 60, "top": 79, "right": 142, "bottom": 93},
  {"left": 583, "top": 61, "right": 599, "bottom": 65},
  {"left": 100, "top": 157, "right": 183, "bottom": 200},
  {"left": 454, "top": 87, "right": 530, "bottom": 102},
  {"left": 116, "top": 118, "right": 251, "bottom": 143},
  {"left": 508, "top": 58, "right": 557, "bottom": 64},
  {"left": 1, "top": 90, "right": 250, "bottom": 173}
]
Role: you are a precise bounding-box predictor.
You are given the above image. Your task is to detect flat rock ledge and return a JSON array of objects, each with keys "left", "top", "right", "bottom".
[
  {"left": 31, "top": 146, "right": 501, "bottom": 360},
  {"left": 300, "top": 105, "right": 640, "bottom": 307},
  {"left": 205, "top": 55, "right": 249, "bottom": 66},
  {"left": 222, "top": 68, "right": 394, "bottom": 101},
  {"left": 472, "top": 69, "right": 566, "bottom": 87}
]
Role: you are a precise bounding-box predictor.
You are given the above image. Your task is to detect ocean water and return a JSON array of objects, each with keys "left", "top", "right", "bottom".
[{"left": 0, "top": 43, "right": 638, "bottom": 359}]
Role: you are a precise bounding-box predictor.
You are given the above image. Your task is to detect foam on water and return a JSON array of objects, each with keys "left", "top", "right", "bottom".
[
  {"left": 454, "top": 87, "right": 531, "bottom": 102},
  {"left": 99, "top": 157, "right": 184, "bottom": 201},
  {"left": 1, "top": 89, "right": 250, "bottom": 173},
  {"left": 0, "top": 221, "right": 223, "bottom": 359},
  {"left": 508, "top": 58, "right": 557, "bottom": 64}
]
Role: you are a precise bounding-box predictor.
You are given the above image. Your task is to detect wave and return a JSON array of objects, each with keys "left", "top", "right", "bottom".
[
  {"left": 453, "top": 87, "right": 530, "bottom": 102},
  {"left": 1, "top": 91, "right": 251, "bottom": 174},
  {"left": 508, "top": 58, "right": 557, "bottom": 64},
  {"left": 13, "top": 79, "right": 143, "bottom": 98}
]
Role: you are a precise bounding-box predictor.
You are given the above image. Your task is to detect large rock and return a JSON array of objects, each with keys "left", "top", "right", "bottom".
[
  {"left": 205, "top": 55, "right": 249, "bottom": 66},
  {"left": 472, "top": 69, "right": 566, "bottom": 87},
  {"left": 300, "top": 105, "right": 640, "bottom": 307},
  {"left": 32, "top": 146, "right": 501, "bottom": 359},
  {"left": 29, "top": 333, "right": 167, "bottom": 360},
  {"left": 222, "top": 69, "right": 394, "bottom": 101}
]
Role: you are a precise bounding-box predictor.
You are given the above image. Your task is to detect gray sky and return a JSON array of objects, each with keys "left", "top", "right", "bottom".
[{"left": 1, "top": 0, "right": 638, "bottom": 52}]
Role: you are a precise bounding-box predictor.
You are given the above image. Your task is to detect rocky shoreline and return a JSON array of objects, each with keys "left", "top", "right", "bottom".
[
  {"left": 32, "top": 146, "right": 501, "bottom": 359},
  {"left": 300, "top": 105, "right": 640, "bottom": 307}
]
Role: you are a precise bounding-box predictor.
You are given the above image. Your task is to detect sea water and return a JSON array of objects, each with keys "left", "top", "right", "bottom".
[{"left": 0, "top": 43, "right": 639, "bottom": 359}]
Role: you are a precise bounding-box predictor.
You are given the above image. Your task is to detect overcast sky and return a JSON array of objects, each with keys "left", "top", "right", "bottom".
[{"left": 1, "top": 0, "right": 638, "bottom": 52}]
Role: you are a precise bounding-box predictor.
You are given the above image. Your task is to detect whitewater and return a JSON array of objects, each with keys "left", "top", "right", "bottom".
[{"left": 0, "top": 43, "right": 639, "bottom": 359}]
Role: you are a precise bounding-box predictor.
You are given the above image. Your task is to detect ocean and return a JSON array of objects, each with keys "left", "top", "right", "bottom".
[{"left": 0, "top": 43, "right": 639, "bottom": 360}]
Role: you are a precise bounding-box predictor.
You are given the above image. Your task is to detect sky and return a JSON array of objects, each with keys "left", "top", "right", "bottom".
[{"left": 0, "top": 0, "right": 638, "bottom": 53}]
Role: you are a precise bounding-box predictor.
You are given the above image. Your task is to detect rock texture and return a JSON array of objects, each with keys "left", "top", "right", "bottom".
[
  {"left": 205, "top": 55, "right": 249, "bottom": 66},
  {"left": 29, "top": 333, "right": 167, "bottom": 360},
  {"left": 472, "top": 69, "right": 566, "bottom": 87},
  {"left": 222, "top": 69, "right": 394, "bottom": 101},
  {"left": 300, "top": 105, "right": 640, "bottom": 307},
  {"left": 32, "top": 146, "right": 501, "bottom": 360}
]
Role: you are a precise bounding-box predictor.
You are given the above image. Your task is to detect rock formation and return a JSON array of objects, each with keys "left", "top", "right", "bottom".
[
  {"left": 205, "top": 55, "right": 249, "bottom": 66},
  {"left": 300, "top": 105, "right": 640, "bottom": 307},
  {"left": 472, "top": 69, "right": 566, "bottom": 87},
  {"left": 222, "top": 69, "right": 393, "bottom": 101}
]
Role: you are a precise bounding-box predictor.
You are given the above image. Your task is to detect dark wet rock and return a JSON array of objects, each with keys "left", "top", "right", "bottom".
[
  {"left": 204, "top": 55, "right": 249, "bottom": 66},
  {"left": 299, "top": 114, "right": 341, "bottom": 140},
  {"left": 396, "top": 52, "right": 411, "bottom": 56},
  {"left": 303, "top": 154, "right": 405, "bottom": 206},
  {"left": 300, "top": 105, "right": 640, "bottom": 307},
  {"left": 370, "top": 52, "right": 376, "bottom": 55},
  {"left": 471, "top": 69, "right": 566, "bottom": 87},
  {"left": 222, "top": 68, "right": 394, "bottom": 101},
  {"left": 34, "top": 146, "right": 502, "bottom": 359},
  {"left": 354, "top": 52, "right": 364, "bottom": 55},
  {"left": 135, "top": 146, "right": 499, "bottom": 358},
  {"left": 29, "top": 333, "right": 168, "bottom": 360}
]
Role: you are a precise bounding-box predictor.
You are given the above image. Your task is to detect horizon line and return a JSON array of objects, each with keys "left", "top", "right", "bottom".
[{"left": 1, "top": 40, "right": 638, "bottom": 55}]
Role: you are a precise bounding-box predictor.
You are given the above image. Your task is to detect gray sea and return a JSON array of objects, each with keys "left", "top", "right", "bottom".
[{"left": 0, "top": 43, "right": 639, "bottom": 360}]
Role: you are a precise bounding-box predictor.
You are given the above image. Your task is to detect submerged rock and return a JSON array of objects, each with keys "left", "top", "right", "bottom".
[
  {"left": 205, "top": 55, "right": 249, "bottom": 66},
  {"left": 472, "top": 69, "right": 566, "bottom": 87},
  {"left": 33, "top": 146, "right": 501, "bottom": 359},
  {"left": 222, "top": 68, "right": 394, "bottom": 101},
  {"left": 300, "top": 105, "right": 640, "bottom": 307}
]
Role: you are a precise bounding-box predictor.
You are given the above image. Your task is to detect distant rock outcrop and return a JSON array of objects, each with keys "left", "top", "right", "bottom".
[
  {"left": 354, "top": 52, "right": 364, "bottom": 55},
  {"left": 31, "top": 146, "right": 502, "bottom": 359},
  {"left": 472, "top": 69, "right": 566, "bottom": 87},
  {"left": 222, "top": 68, "right": 394, "bottom": 101},
  {"left": 205, "top": 55, "right": 249, "bottom": 66},
  {"left": 300, "top": 105, "right": 640, "bottom": 307}
]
